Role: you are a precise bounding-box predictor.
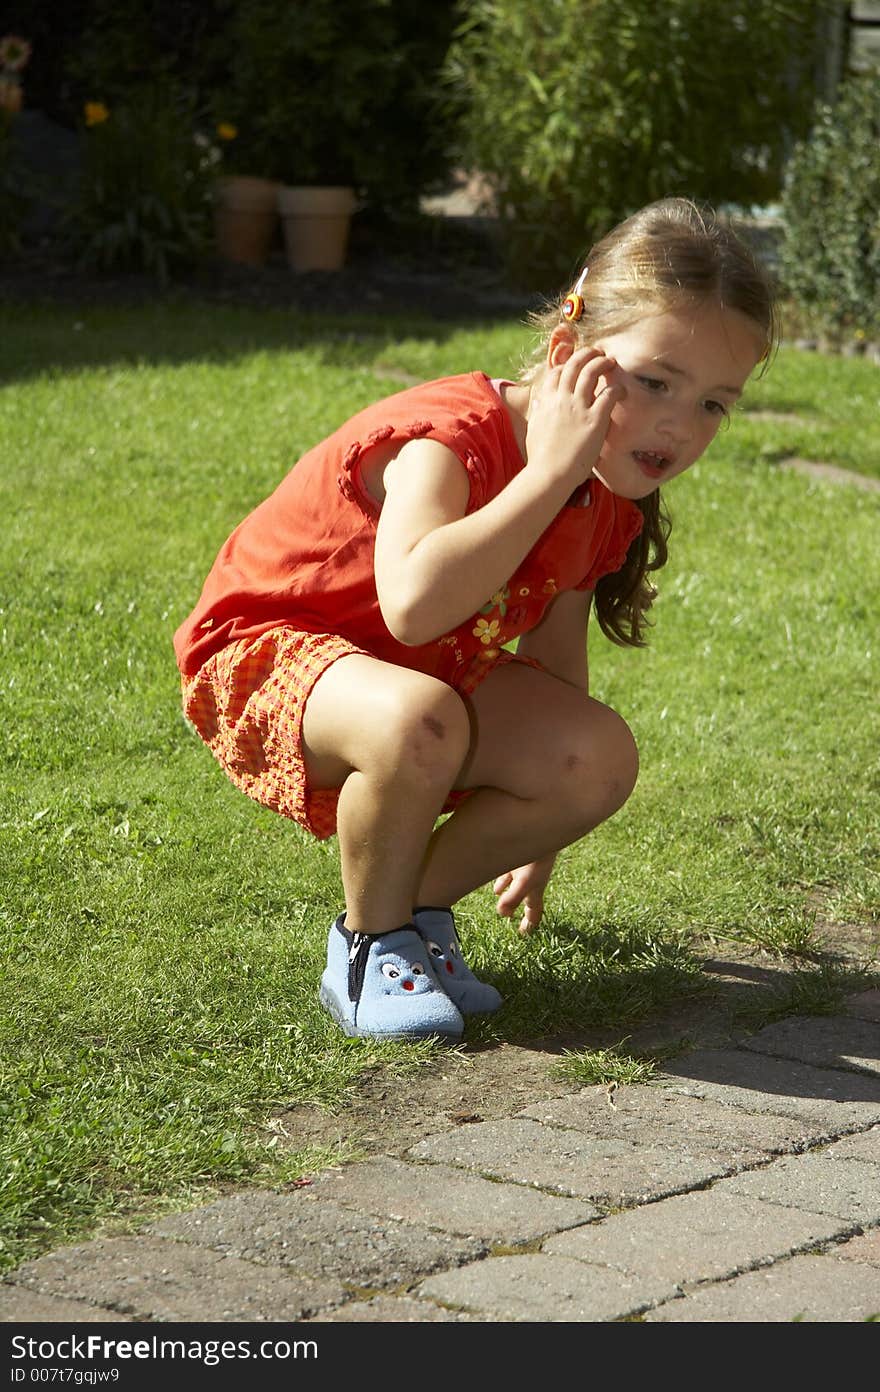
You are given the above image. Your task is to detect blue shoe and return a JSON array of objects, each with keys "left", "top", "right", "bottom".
[
  {"left": 413, "top": 907, "right": 503, "bottom": 1015},
  {"left": 319, "top": 916, "right": 464, "bottom": 1041}
]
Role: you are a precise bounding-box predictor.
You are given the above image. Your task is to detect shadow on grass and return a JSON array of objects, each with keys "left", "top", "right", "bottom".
[
  {"left": 463, "top": 932, "right": 876, "bottom": 1076},
  {"left": 0, "top": 251, "right": 539, "bottom": 386}
]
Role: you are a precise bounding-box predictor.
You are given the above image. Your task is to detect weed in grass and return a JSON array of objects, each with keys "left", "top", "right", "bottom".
[
  {"left": 730, "top": 962, "right": 874, "bottom": 1034},
  {"left": 551, "top": 1041, "right": 659, "bottom": 1088}
]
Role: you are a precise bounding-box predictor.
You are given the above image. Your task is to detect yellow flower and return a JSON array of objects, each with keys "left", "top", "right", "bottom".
[
  {"left": 473, "top": 617, "right": 501, "bottom": 645},
  {"left": 84, "top": 101, "right": 109, "bottom": 127},
  {"left": 216, "top": 122, "right": 238, "bottom": 141}
]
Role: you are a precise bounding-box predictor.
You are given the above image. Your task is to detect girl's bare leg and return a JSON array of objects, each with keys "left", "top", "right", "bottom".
[
  {"left": 301, "top": 655, "right": 471, "bottom": 935},
  {"left": 417, "top": 661, "right": 639, "bottom": 909},
  {"left": 303, "top": 655, "right": 637, "bottom": 935}
]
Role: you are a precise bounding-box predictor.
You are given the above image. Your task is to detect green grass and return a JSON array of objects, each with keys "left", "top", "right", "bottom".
[
  {"left": 737, "top": 344, "right": 880, "bottom": 478},
  {"left": 1, "top": 301, "right": 878, "bottom": 1273},
  {"left": 551, "top": 1043, "right": 660, "bottom": 1088}
]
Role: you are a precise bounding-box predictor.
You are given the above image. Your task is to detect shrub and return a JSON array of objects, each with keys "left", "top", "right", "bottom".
[
  {"left": 215, "top": 0, "right": 455, "bottom": 210},
  {"left": 66, "top": 85, "right": 214, "bottom": 285},
  {"left": 62, "top": 0, "right": 230, "bottom": 119},
  {"left": 444, "top": 0, "right": 828, "bottom": 288},
  {"left": 7, "top": 0, "right": 457, "bottom": 236},
  {"left": 780, "top": 72, "right": 880, "bottom": 340}
]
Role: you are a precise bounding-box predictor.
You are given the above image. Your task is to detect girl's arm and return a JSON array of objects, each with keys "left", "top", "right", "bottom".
[
  {"left": 515, "top": 589, "right": 592, "bottom": 691},
  {"left": 374, "top": 350, "right": 621, "bottom": 646}
]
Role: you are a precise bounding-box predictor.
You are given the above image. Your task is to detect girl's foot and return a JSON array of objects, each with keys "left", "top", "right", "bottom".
[
  {"left": 319, "top": 916, "right": 464, "bottom": 1040},
  {"left": 413, "top": 907, "right": 503, "bottom": 1015}
]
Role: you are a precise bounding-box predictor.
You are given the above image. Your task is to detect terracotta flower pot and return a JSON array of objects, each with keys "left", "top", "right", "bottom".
[
  {"left": 214, "top": 175, "right": 280, "bottom": 267},
  {"left": 0, "top": 78, "right": 22, "bottom": 115},
  {"left": 277, "top": 186, "right": 357, "bottom": 272}
]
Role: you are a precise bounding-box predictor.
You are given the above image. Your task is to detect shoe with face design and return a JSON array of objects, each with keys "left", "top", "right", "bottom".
[
  {"left": 413, "top": 907, "right": 503, "bottom": 1015},
  {"left": 319, "top": 916, "right": 464, "bottom": 1040}
]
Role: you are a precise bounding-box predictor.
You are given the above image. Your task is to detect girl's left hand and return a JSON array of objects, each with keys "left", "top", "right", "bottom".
[{"left": 493, "top": 854, "right": 557, "bottom": 936}]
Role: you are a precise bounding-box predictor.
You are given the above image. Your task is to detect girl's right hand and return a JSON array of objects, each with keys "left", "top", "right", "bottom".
[
  {"left": 493, "top": 854, "right": 557, "bottom": 936},
  {"left": 524, "top": 348, "right": 625, "bottom": 491}
]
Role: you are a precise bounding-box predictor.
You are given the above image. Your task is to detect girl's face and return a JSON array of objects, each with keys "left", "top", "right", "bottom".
[{"left": 590, "top": 302, "right": 765, "bottom": 500}]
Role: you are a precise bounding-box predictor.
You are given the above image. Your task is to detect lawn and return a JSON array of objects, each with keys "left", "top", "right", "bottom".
[{"left": 1, "top": 299, "right": 877, "bottom": 1273}]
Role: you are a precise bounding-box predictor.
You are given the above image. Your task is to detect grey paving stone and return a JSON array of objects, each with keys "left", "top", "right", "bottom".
[
  {"left": 846, "top": 989, "right": 880, "bottom": 1023},
  {"left": 543, "top": 1190, "right": 844, "bottom": 1284},
  {"left": 0, "top": 1284, "right": 132, "bottom": 1323},
  {"left": 8, "top": 1235, "right": 346, "bottom": 1323},
  {"left": 661, "top": 1048, "right": 880, "bottom": 1125},
  {"left": 645, "top": 1253, "right": 880, "bottom": 1322},
  {"left": 313, "top": 1156, "right": 598, "bottom": 1242},
  {"left": 716, "top": 1153, "right": 880, "bottom": 1222},
  {"left": 150, "top": 1189, "right": 485, "bottom": 1287},
  {"left": 517, "top": 1085, "right": 828, "bottom": 1158},
  {"left": 310, "top": 1294, "right": 491, "bottom": 1322},
  {"left": 821, "top": 1125, "right": 880, "bottom": 1164},
  {"left": 417, "top": 1253, "right": 669, "bottom": 1322},
  {"left": 408, "top": 1117, "right": 733, "bottom": 1206},
  {"left": 742, "top": 1016, "right": 880, "bottom": 1077},
  {"left": 833, "top": 1228, "right": 880, "bottom": 1267}
]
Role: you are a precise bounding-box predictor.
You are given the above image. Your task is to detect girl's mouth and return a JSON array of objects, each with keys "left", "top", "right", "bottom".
[{"left": 633, "top": 449, "right": 672, "bottom": 479}]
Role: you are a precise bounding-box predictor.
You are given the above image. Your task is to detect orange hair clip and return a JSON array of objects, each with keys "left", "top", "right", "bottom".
[{"left": 561, "top": 266, "right": 589, "bottom": 322}]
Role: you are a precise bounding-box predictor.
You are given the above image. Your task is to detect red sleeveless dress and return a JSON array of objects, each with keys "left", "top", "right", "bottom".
[{"left": 173, "top": 372, "right": 642, "bottom": 838}]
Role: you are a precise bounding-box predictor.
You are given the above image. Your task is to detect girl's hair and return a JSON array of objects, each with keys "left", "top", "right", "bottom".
[{"left": 526, "top": 197, "right": 779, "bottom": 647}]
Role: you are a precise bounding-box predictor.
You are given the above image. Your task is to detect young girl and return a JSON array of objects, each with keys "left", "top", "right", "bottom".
[{"left": 174, "top": 198, "right": 776, "bottom": 1043}]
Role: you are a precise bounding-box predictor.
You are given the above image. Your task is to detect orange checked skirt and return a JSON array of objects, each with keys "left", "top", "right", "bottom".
[{"left": 180, "top": 627, "right": 526, "bottom": 841}]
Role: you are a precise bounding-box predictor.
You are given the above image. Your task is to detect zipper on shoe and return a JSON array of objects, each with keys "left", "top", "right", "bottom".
[{"left": 347, "top": 932, "right": 370, "bottom": 1002}]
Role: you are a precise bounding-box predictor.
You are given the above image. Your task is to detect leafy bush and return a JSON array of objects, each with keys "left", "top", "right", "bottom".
[
  {"left": 444, "top": 0, "right": 828, "bottom": 287},
  {"left": 780, "top": 72, "right": 880, "bottom": 340},
  {"left": 66, "top": 85, "right": 214, "bottom": 285},
  {"left": 216, "top": 0, "right": 454, "bottom": 208},
  {"left": 61, "top": 0, "right": 230, "bottom": 119},
  {"left": 6, "top": 0, "right": 456, "bottom": 248}
]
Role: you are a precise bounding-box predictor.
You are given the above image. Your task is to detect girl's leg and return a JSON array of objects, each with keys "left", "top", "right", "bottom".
[
  {"left": 301, "top": 654, "right": 471, "bottom": 935},
  {"left": 417, "top": 661, "right": 639, "bottom": 909}
]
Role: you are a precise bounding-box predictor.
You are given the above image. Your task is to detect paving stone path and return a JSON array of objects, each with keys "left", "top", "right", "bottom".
[{"left": 2, "top": 990, "right": 879, "bottom": 1324}]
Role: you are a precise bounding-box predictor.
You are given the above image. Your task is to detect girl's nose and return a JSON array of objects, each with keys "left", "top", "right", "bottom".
[{"left": 658, "top": 407, "right": 694, "bottom": 447}]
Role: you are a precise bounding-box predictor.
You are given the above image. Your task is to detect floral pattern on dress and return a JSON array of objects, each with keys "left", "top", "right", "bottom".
[
  {"left": 480, "top": 585, "right": 509, "bottom": 618},
  {"left": 473, "top": 616, "right": 501, "bottom": 645}
]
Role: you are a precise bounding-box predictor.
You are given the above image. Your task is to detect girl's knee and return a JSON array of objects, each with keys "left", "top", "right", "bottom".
[
  {"left": 597, "top": 705, "right": 639, "bottom": 809},
  {"left": 557, "top": 701, "right": 639, "bottom": 825},
  {"left": 381, "top": 679, "right": 471, "bottom": 783}
]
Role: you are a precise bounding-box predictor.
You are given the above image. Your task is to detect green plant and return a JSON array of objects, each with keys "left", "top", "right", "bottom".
[
  {"left": 62, "top": 0, "right": 231, "bottom": 120},
  {"left": 66, "top": 84, "right": 215, "bottom": 285},
  {"left": 551, "top": 1043, "right": 659, "bottom": 1088},
  {"left": 444, "top": 0, "right": 829, "bottom": 286},
  {"left": 780, "top": 71, "right": 880, "bottom": 340},
  {"left": 219, "top": 0, "right": 392, "bottom": 186},
  {"left": 218, "top": 0, "right": 453, "bottom": 206}
]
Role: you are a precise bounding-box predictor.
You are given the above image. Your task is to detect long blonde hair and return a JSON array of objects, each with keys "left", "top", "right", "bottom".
[{"left": 526, "top": 198, "right": 778, "bottom": 646}]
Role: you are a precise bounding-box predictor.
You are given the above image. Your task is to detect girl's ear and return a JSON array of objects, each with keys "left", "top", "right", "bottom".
[{"left": 547, "top": 324, "right": 578, "bottom": 368}]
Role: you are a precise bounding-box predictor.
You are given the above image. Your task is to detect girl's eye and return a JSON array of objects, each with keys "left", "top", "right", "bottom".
[
  {"left": 637, "top": 375, "right": 667, "bottom": 393},
  {"left": 704, "top": 400, "right": 729, "bottom": 417}
]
